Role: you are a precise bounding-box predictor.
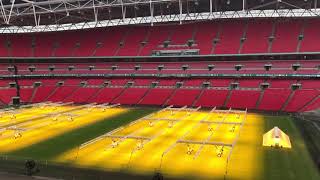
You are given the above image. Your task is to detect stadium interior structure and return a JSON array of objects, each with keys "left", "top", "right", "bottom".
[
  {"left": 1, "top": 60, "right": 319, "bottom": 113},
  {"left": 0, "top": 0, "right": 320, "bottom": 180}
]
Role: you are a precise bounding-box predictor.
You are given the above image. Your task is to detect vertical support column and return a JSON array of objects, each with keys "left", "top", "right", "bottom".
[
  {"left": 121, "top": 0, "right": 126, "bottom": 21},
  {"left": 0, "top": 0, "right": 8, "bottom": 24},
  {"left": 7, "top": 0, "right": 15, "bottom": 24},
  {"left": 93, "top": 0, "right": 97, "bottom": 23},
  {"left": 243, "top": 0, "right": 246, "bottom": 11},
  {"left": 210, "top": 0, "right": 213, "bottom": 15},
  {"left": 149, "top": 0, "right": 154, "bottom": 26},
  {"left": 179, "top": 0, "right": 182, "bottom": 24},
  {"left": 33, "top": 4, "right": 38, "bottom": 26}
]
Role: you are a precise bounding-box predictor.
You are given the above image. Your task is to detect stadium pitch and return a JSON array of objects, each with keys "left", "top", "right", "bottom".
[{"left": 0, "top": 104, "right": 319, "bottom": 180}]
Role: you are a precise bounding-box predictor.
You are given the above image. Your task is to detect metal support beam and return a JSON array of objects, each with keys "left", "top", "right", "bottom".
[
  {"left": 177, "top": 140, "right": 233, "bottom": 147},
  {"left": 149, "top": 0, "right": 154, "bottom": 26},
  {"left": 104, "top": 135, "right": 152, "bottom": 141},
  {"left": 179, "top": 0, "right": 182, "bottom": 24},
  {"left": 7, "top": 0, "right": 16, "bottom": 24},
  {"left": 0, "top": 0, "right": 8, "bottom": 24}
]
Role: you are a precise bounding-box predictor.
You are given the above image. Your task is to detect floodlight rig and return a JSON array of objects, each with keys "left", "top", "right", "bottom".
[
  {"left": 136, "top": 140, "right": 144, "bottom": 150},
  {"left": 202, "top": 108, "right": 232, "bottom": 133},
  {"left": 14, "top": 131, "right": 22, "bottom": 139},
  {"left": 229, "top": 125, "right": 236, "bottom": 133},
  {"left": 186, "top": 144, "right": 194, "bottom": 155},
  {"left": 55, "top": 102, "right": 74, "bottom": 106},
  {"left": 78, "top": 110, "right": 160, "bottom": 150},
  {"left": 167, "top": 105, "right": 188, "bottom": 116},
  {"left": 143, "top": 105, "right": 199, "bottom": 123},
  {"left": 217, "top": 146, "right": 224, "bottom": 157},
  {"left": 84, "top": 103, "right": 98, "bottom": 111},
  {"left": 158, "top": 107, "right": 216, "bottom": 169},
  {"left": 167, "top": 105, "right": 201, "bottom": 115},
  {"left": 0, "top": 110, "right": 18, "bottom": 118},
  {"left": 160, "top": 107, "right": 240, "bottom": 161},
  {"left": 193, "top": 110, "right": 232, "bottom": 159},
  {"left": 111, "top": 138, "right": 119, "bottom": 148},
  {"left": 143, "top": 106, "right": 201, "bottom": 128},
  {"left": 0, "top": 125, "right": 28, "bottom": 139},
  {"left": 105, "top": 108, "right": 186, "bottom": 151},
  {"left": 224, "top": 108, "right": 247, "bottom": 178},
  {"left": 21, "top": 102, "right": 50, "bottom": 109}
]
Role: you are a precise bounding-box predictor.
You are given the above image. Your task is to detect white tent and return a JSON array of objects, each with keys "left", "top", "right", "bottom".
[{"left": 263, "top": 126, "right": 291, "bottom": 148}]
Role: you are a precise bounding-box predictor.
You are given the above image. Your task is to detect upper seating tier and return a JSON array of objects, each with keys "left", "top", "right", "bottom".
[{"left": 2, "top": 19, "right": 320, "bottom": 57}]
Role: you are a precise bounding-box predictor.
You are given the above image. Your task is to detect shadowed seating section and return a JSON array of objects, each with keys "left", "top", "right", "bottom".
[
  {"left": 0, "top": 88, "right": 17, "bottom": 104},
  {"left": 9, "top": 60, "right": 319, "bottom": 76},
  {"left": 0, "top": 75, "right": 318, "bottom": 112},
  {"left": 258, "top": 89, "right": 292, "bottom": 111},
  {"left": 226, "top": 90, "right": 261, "bottom": 109},
  {"left": 0, "top": 56, "right": 318, "bottom": 112},
  {"left": 3, "top": 19, "right": 320, "bottom": 57}
]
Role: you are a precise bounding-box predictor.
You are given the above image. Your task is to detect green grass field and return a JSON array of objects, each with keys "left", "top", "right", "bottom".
[{"left": 0, "top": 108, "right": 319, "bottom": 180}]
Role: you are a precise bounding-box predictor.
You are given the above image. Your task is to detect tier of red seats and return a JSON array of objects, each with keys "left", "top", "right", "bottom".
[
  {"left": 194, "top": 89, "right": 229, "bottom": 108},
  {"left": 170, "top": 24, "right": 195, "bottom": 44},
  {"left": 183, "top": 79, "right": 205, "bottom": 87},
  {"left": 10, "top": 60, "right": 319, "bottom": 76},
  {"left": 226, "top": 90, "right": 261, "bottom": 109},
  {"left": 19, "top": 79, "right": 36, "bottom": 86},
  {"left": 34, "top": 34, "right": 52, "bottom": 57},
  {"left": 88, "top": 88, "right": 123, "bottom": 103},
  {"left": 241, "top": 20, "right": 272, "bottom": 54},
  {"left": 3, "top": 19, "right": 320, "bottom": 57},
  {"left": 285, "top": 89, "right": 319, "bottom": 112},
  {"left": 133, "top": 79, "right": 154, "bottom": 86},
  {"left": 113, "top": 88, "right": 149, "bottom": 105},
  {"left": 214, "top": 21, "right": 244, "bottom": 54},
  {"left": 0, "top": 88, "right": 16, "bottom": 104},
  {"left": 299, "top": 19, "right": 320, "bottom": 52},
  {"left": 54, "top": 32, "right": 79, "bottom": 57},
  {"left": 0, "top": 80, "right": 10, "bottom": 87},
  {"left": 258, "top": 89, "right": 291, "bottom": 111},
  {"left": 139, "top": 88, "right": 174, "bottom": 106},
  {"left": 20, "top": 88, "right": 34, "bottom": 102},
  {"left": 238, "top": 79, "right": 263, "bottom": 88},
  {"left": 32, "top": 86, "right": 56, "bottom": 103},
  {"left": 11, "top": 35, "right": 32, "bottom": 57},
  {"left": 117, "top": 27, "right": 148, "bottom": 56},
  {"left": 300, "top": 94, "right": 320, "bottom": 112},
  {"left": 271, "top": 20, "right": 302, "bottom": 53},
  {"left": 0, "top": 77, "right": 318, "bottom": 112},
  {"left": 94, "top": 28, "right": 126, "bottom": 56},
  {"left": 63, "top": 88, "right": 99, "bottom": 103},
  {"left": 46, "top": 86, "right": 78, "bottom": 102},
  {"left": 166, "top": 89, "right": 201, "bottom": 106},
  {"left": 139, "top": 26, "right": 171, "bottom": 56},
  {"left": 0, "top": 36, "right": 8, "bottom": 56},
  {"left": 194, "top": 22, "right": 219, "bottom": 54}
]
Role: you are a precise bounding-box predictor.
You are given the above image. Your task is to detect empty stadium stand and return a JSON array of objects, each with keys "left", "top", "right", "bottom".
[
  {"left": 0, "top": 71, "right": 319, "bottom": 112},
  {"left": 0, "top": 17, "right": 319, "bottom": 113},
  {"left": 3, "top": 19, "right": 320, "bottom": 57}
]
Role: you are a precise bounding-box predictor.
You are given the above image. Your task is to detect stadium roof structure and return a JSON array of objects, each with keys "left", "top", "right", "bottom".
[{"left": 1, "top": 0, "right": 320, "bottom": 33}]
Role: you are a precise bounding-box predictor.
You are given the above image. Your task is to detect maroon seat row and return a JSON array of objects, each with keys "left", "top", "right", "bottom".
[
  {"left": 2, "top": 19, "right": 320, "bottom": 57},
  {"left": 0, "top": 78, "right": 319, "bottom": 113}
]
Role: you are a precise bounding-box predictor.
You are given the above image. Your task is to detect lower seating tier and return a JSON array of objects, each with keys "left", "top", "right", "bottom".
[{"left": 0, "top": 78, "right": 319, "bottom": 112}]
